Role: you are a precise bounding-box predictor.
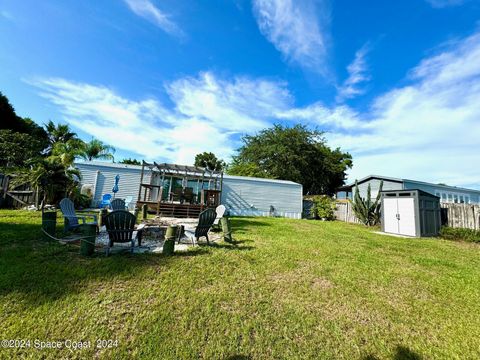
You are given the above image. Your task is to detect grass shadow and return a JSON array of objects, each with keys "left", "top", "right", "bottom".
[
  {"left": 363, "top": 345, "right": 422, "bottom": 360},
  {"left": 0, "top": 221, "right": 210, "bottom": 305},
  {"left": 394, "top": 346, "right": 422, "bottom": 360},
  {"left": 230, "top": 217, "right": 273, "bottom": 235},
  {"left": 206, "top": 242, "right": 255, "bottom": 251}
]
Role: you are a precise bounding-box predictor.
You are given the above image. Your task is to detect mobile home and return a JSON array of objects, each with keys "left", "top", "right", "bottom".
[{"left": 75, "top": 161, "right": 303, "bottom": 219}]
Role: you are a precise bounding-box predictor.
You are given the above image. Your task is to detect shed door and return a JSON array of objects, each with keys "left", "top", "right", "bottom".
[
  {"left": 383, "top": 198, "right": 399, "bottom": 234},
  {"left": 397, "top": 198, "right": 416, "bottom": 236}
]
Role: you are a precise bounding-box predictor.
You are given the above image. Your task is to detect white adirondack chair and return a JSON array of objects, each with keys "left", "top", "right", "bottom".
[{"left": 213, "top": 205, "right": 226, "bottom": 226}]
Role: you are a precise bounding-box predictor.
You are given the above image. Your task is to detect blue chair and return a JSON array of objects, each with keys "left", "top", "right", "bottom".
[
  {"left": 59, "top": 198, "right": 97, "bottom": 231},
  {"left": 99, "top": 194, "right": 112, "bottom": 209}
]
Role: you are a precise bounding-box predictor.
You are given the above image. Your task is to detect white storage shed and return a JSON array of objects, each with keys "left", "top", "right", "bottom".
[{"left": 381, "top": 190, "right": 441, "bottom": 237}]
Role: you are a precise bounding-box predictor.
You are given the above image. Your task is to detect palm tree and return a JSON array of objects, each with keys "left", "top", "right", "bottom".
[
  {"left": 10, "top": 157, "right": 81, "bottom": 208},
  {"left": 51, "top": 138, "right": 85, "bottom": 168},
  {"left": 44, "top": 120, "right": 78, "bottom": 154},
  {"left": 80, "top": 139, "right": 115, "bottom": 162}
]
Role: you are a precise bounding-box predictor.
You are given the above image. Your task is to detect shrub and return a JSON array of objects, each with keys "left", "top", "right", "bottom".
[
  {"left": 310, "top": 196, "right": 335, "bottom": 220},
  {"left": 68, "top": 186, "right": 92, "bottom": 209},
  {"left": 439, "top": 227, "right": 480, "bottom": 243}
]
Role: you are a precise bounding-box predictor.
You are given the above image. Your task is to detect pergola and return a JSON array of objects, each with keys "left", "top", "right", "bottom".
[{"left": 136, "top": 161, "right": 223, "bottom": 218}]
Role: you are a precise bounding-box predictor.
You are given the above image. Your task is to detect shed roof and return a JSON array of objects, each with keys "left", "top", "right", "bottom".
[
  {"left": 380, "top": 189, "right": 440, "bottom": 199},
  {"left": 337, "top": 175, "right": 403, "bottom": 191}
]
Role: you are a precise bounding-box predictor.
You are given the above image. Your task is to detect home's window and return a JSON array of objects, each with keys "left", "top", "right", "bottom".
[
  {"left": 460, "top": 195, "right": 465, "bottom": 204},
  {"left": 435, "top": 191, "right": 441, "bottom": 198},
  {"left": 465, "top": 196, "right": 470, "bottom": 204},
  {"left": 448, "top": 194, "right": 453, "bottom": 202},
  {"left": 454, "top": 194, "right": 459, "bottom": 203},
  {"left": 441, "top": 193, "right": 447, "bottom": 202}
]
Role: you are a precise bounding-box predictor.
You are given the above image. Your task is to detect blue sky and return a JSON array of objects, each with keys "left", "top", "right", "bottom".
[{"left": 1, "top": 0, "right": 480, "bottom": 188}]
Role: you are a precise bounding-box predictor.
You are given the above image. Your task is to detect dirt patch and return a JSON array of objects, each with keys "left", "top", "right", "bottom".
[{"left": 311, "top": 277, "right": 334, "bottom": 290}]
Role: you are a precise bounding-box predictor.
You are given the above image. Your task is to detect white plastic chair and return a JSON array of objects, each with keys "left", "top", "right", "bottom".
[
  {"left": 124, "top": 196, "right": 134, "bottom": 210},
  {"left": 214, "top": 205, "right": 226, "bottom": 226}
]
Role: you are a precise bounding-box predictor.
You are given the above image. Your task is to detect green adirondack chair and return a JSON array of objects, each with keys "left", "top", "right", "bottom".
[
  {"left": 104, "top": 210, "right": 145, "bottom": 256},
  {"left": 184, "top": 208, "right": 217, "bottom": 245},
  {"left": 110, "top": 198, "right": 126, "bottom": 211}
]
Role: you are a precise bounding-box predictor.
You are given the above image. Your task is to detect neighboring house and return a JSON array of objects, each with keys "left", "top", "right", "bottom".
[
  {"left": 75, "top": 161, "right": 303, "bottom": 219},
  {"left": 336, "top": 175, "right": 480, "bottom": 204}
]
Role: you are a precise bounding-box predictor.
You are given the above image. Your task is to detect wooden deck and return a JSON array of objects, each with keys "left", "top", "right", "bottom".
[{"left": 136, "top": 201, "right": 214, "bottom": 218}]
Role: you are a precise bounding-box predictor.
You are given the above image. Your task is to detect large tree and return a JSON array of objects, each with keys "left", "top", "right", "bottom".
[
  {"left": 227, "top": 124, "right": 352, "bottom": 195},
  {"left": 0, "top": 92, "right": 85, "bottom": 207},
  {"left": 194, "top": 152, "right": 225, "bottom": 171},
  {"left": 0, "top": 130, "right": 43, "bottom": 169},
  {"left": 0, "top": 92, "right": 49, "bottom": 151},
  {"left": 0, "top": 91, "right": 21, "bottom": 131}
]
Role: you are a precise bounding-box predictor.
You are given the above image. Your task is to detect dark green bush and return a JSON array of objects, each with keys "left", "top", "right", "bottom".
[
  {"left": 309, "top": 196, "right": 335, "bottom": 220},
  {"left": 439, "top": 227, "right": 480, "bottom": 243},
  {"left": 68, "top": 186, "right": 92, "bottom": 209}
]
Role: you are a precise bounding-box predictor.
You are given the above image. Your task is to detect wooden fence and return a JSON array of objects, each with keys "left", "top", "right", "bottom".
[
  {"left": 333, "top": 201, "right": 361, "bottom": 224},
  {"left": 441, "top": 203, "right": 480, "bottom": 230},
  {"left": 332, "top": 201, "right": 480, "bottom": 230},
  {"left": 0, "top": 174, "right": 35, "bottom": 208}
]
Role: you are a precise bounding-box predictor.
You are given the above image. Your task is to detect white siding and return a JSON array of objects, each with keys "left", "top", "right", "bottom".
[
  {"left": 76, "top": 162, "right": 150, "bottom": 207},
  {"left": 357, "top": 179, "right": 403, "bottom": 200},
  {"left": 403, "top": 180, "right": 480, "bottom": 204},
  {"left": 76, "top": 162, "right": 303, "bottom": 218},
  {"left": 222, "top": 176, "right": 303, "bottom": 219}
]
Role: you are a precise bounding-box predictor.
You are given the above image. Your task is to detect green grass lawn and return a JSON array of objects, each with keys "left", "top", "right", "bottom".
[{"left": 1, "top": 210, "right": 480, "bottom": 359}]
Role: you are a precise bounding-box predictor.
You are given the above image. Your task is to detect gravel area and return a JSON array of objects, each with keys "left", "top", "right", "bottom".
[{"left": 95, "top": 216, "right": 222, "bottom": 254}]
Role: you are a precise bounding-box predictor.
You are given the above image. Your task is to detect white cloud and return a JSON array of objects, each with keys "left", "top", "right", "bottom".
[
  {"left": 28, "top": 73, "right": 292, "bottom": 164},
  {"left": 1, "top": 10, "right": 14, "bottom": 21},
  {"left": 336, "top": 44, "right": 371, "bottom": 101},
  {"left": 425, "top": 0, "right": 465, "bottom": 8},
  {"left": 29, "top": 30, "right": 480, "bottom": 189},
  {"left": 275, "top": 102, "right": 365, "bottom": 130},
  {"left": 167, "top": 72, "right": 291, "bottom": 132},
  {"left": 325, "top": 31, "right": 480, "bottom": 188},
  {"left": 252, "top": 0, "right": 329, "bottom": 72},
  {"left": 124, "top": 0, "right": 183, "bottom": 36}
]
